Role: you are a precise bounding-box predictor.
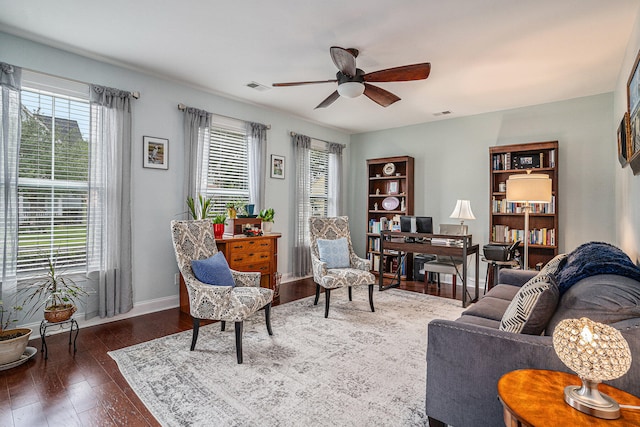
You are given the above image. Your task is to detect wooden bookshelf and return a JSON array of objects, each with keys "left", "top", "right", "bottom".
[
  {"left": 366, "top": 156, "right": 414, "bottom": 279},
  {"left": 489, "top": 141, "right": 559, "bottom": 269}
]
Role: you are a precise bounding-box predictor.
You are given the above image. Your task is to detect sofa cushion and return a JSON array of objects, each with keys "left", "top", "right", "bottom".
[
  {"left": 191, "top": 252, "right": 235, "bottom": 287},
  {"left": 456, "top": 314, "right": 501, "bottom": 329},
  {"left": 545, "top": 274, "right": 640, "bottom": 335},
  {"left": 484, "top": 284, "right": 521, "bottom": 301},
  {"left": 317, "top": 237, "right": 350, "bottom": 268},
  {"left": 499, "top": 273, "right": 559, "bottom": 335},
  {"left": 540, "top": 253, "right": 567, "bottom": 276},
  {"left": 462, "top": 296, "right": 512, "bottom": 322}
]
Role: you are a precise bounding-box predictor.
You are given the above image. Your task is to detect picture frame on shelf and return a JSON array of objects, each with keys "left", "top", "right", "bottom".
[
  {"left": 270, "top": 154, "right": 285, "bottom": 179},
  {"left": 618, "top": 112, "right": 631, "bottom": 167},
  {"left": 386, "top": 180, "right": 399, "bottom": 194},
  {"left": 627, "top": 49, "right": 640, "bottom": 116},
  {"left": 143, "top": 136, "right": 169, "bottom": 170}
]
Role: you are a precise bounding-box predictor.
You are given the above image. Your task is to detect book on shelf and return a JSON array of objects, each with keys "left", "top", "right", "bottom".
[
  {"left": 492, "top": 196, "right": 556, "bottom": 214},
  {"left": 492, "top": 225, "right": 556, "bottom": 246}
]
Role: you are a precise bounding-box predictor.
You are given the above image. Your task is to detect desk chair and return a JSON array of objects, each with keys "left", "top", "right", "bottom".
[{"left": 422, "top": 224, "right": 468, "bottom": 299}]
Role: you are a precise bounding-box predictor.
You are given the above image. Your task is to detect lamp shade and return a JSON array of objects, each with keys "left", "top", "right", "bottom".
[
  {"left": 449, "top": 200, "right": 475, "bottom": 221},
  {"left": 337, "top": 82, "right": 365, "bottom": 98},
  {"left": 506, "top": 173, "right": 552, "bottom": 203}
]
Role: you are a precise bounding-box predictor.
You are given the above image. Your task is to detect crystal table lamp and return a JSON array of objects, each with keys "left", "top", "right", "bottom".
[{"left": 552, "top": 317, "right": 632, "bottom": 419}]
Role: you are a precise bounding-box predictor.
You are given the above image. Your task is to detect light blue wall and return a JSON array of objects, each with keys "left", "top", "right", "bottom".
[
  {"left": 1, "top": 31, "right": 350, "bottom": 305},
  {"left": 613, "top": 7, "right": 640, "bottom": 264},
  {"left": 348, "top": 93, "right": 616, "bottom": 278}
]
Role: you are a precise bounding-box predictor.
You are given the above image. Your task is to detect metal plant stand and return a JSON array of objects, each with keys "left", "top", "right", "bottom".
[{"left": 39, "top": 317, "right": 79, "bottom": 360}]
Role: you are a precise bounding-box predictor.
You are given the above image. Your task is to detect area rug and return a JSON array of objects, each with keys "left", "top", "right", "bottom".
[{"left": 109, "top": 289, "right": 464, "bottom": 427}]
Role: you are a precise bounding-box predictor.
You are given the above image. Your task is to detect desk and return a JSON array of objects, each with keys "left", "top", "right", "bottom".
[
  {"left": 379, "top": 231, "right": 479, "bottom": 307},
  {"left": 498, "top": 369, "right": 640, "bottom": 426}
]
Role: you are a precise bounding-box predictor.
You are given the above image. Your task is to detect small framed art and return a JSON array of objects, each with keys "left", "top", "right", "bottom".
[
  {"left": 143, "top": 136, "right": 168, "bottom": 170},
  {"left": 618, "top": 112, "right": 631, "bottom": 167},
  {"left": 270, "top": 154, "right": 285, "bottom": 179},
  {"left": 386, "top": 180, "right": 399, "bottom": 194}
]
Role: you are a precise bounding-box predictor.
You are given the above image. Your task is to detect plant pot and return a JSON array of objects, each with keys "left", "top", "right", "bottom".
[
  {"left": 213, "top": 223, "right": 225, "bottom": 239},
  {"left": 227, "top": 208, "right": 237, "bottom": 219},
  {"left": 262, "top": 221, "right": 273, "bottom": 233},
  {"left": 0, "top": 328, "right": 31, "bottom": 365},
  {"left": 44, "top": 304, "right": 76, "bottom": 323}
]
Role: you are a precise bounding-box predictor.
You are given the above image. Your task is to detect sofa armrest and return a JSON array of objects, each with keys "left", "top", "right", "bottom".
[
  {"left": 497, "top": 268, "right": 537, "bottom": 287},
  {"left": 426, "top": 319, "right": 569, "bottom": 427}
]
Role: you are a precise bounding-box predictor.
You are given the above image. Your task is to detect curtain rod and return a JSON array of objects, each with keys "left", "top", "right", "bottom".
[
  {"left": 177, "top": 103, "right": 270, "bottom": 129},
  {"left": 22, "top": 66, "right": 140, "bottom": 98},
  {"left": 289, "top": 131, "right": 346, "bottom": 148}
]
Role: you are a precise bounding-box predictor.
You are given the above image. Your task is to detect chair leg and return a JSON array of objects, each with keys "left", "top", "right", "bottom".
[
  {"left": 348, "top": 286, "right": 352, "bottom": 301},
  {"left": 368, "top": 284, "right": 375, "bottom": 312},
  {"left": 452, "top": 275, "right": 457, "bottom": 299},
  {"left": 437, "top": 273, "right": 441, "bottom": 289},
  {"left": 264, "top": 302, "right": 273, "bottom": 335},
  {"left": 235, "top": 321, "right": 243, "bottom": 364},
  {"left": 314, "top": 284, "right": 321, "bottom": 305},
  {"left": 324, "top": 288, "right": 331, "bottom": 318},
  {"left": 190, "top": 318, "right": 200, "bottom": 351},
  {"left": 221, "top": 320, "right": 226, "bottom": 331}
]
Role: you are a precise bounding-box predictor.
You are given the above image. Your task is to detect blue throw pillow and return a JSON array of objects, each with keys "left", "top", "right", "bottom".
[
  {"left": 191, "top": 252, "right": 235, "bottom": 287},
  {"left": 317, "top": 237, "right": 350, "bottom": 268}
]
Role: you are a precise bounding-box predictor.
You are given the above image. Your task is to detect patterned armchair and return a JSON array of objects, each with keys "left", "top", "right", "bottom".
[
  {"left": 309, "top": 216, "right": 375, "bottom": 318},
  {"left": 170, "top": 220, "right": 273, "bottom": 364}
]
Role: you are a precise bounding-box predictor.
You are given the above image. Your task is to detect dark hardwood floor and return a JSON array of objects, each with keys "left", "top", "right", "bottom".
[{"left": 0, "top": 276, "right": 459, "bottom": 426}]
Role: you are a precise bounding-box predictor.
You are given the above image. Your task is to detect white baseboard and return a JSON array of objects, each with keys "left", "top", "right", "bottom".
[{"left": 22, "top": 295, "right": 179, "bottom": 340}]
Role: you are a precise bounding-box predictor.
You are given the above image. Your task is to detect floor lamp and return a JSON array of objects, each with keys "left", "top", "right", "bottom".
[{"left": 506, "top": 171, "right": 552, "bottom": 269}]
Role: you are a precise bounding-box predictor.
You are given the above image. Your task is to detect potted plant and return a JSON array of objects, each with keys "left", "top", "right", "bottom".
[
  {"left": 21, "top": 255, "right": 89, "bottom": 324},
  {"left": 0, "top": 300, "right": 30, "bottom": 365},
  {"left": 186, "top": 194, "right": 213, "bottom": 220},
  {"left": 258, "top": 208, "right": 275, "bottom": 233},
  {"left": 212, "top": 213, "right": 227, "bottom": 239}
]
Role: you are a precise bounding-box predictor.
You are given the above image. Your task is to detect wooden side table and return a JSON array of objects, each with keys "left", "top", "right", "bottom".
[{"left": 498, "top": 369, "right": 640, "bottom": 426}]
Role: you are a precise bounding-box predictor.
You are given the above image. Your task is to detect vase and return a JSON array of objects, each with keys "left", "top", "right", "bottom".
[
  {"left": 262, "top": 221, "right": 273, "bottom": 233},
  {"left": 245, "top": 204, "right": 255, "bottom": 216},
  {"left": 0, "top": 328, "right": 31, "bottom": 365},
  {"left": 213, "top": 223, "right": 224, "bottom": 239},
  {"left": 227, "top": 208, "right": 237, "bottom": 219}
]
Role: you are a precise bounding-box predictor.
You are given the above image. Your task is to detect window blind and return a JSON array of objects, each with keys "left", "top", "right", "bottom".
[
  {"left": 310, "top": 147, "right": 329, "bottom": 217},
  {"left": 205, "top": 120, "right": 250, "bottom": 214},
  {"left": 18, "top": 88, "right": 91, "bottom": 273}
]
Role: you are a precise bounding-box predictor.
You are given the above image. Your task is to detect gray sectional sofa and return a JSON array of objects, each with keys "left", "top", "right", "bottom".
[{"left": 425, "top": 243, "right": 640, "bottom": 427}]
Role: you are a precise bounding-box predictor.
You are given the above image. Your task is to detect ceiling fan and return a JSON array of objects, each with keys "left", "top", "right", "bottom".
[{"left": 272, "top": 46, "right": 431, "bottom": 109}]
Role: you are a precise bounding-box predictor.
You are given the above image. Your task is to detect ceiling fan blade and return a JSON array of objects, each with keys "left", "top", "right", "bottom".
[
  {"left": 315, "top": 90, "right": 340, "bottom": 109},
  {"left": 364, "top": 63, "right": 431, "bottom": 82},
  {"left": 330, "top": 46, "right": 357, "bottom": 77},
  {"left": 363, "top": 83, "right": 401, "bottom": 107},
  {"left": 273, "top": 79, "right": 337, "bottom": 87}
]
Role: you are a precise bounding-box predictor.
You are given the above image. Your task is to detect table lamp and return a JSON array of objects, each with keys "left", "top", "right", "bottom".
[
  {"left": 552, "top": 317, "right": 632, "bottom": 419},
  {"left": 505, "top": 171, "right": 551, "bottom": 269},
  {"left": 449, "top": 200, "right": 475, "bottom": 235}
]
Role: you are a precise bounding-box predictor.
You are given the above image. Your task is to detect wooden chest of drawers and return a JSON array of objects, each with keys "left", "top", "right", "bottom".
[{"left": 179, "top": 233, "right": 281, "bottom": 314}]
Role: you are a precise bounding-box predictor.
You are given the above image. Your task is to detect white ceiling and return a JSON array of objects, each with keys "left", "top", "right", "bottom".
[{"left": 1, "top": 0, "right": 639, "bottom": 134}]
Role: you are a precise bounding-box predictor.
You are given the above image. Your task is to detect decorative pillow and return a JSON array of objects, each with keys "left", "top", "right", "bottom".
[
  {"left": 317, "top": 237, "right": 350, "bottom": 268},
  {"left": 499, "top": 273, "right": 559, "bottom": 335},
  {"left": 191, "top": 252, "right": 235, "bottom": 287},
  {"left": 539, "top": 253, "right": 568, "bottom": 276}
]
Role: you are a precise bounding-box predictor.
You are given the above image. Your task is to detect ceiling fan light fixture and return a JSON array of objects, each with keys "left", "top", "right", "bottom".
[{"left": 337, "top": 82, "right": 365, "bottom": 98}]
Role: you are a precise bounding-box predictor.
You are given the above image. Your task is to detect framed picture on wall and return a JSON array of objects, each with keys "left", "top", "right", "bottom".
[
  {"left": 270, "top": 154, "right": 285, "bottom": 179},
  {"left": 143, "top": 136, "right": 169, "bottom": 170},
  {"left": 628, "top": 49, "right": 640, "bottom": 116},
  {"left": 618, "top": 112, "right": 631, "bottom": 167}
]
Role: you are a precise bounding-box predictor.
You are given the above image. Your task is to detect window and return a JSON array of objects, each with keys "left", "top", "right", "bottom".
[
  {"left": 310, "top": 146, "right": 329, "bottom": 217},
  {"left": 202, "top": 116, "right": 250, "bottom": 214},
  {"left": 17, "top": 84, "right": 91, "bottom": 274}
]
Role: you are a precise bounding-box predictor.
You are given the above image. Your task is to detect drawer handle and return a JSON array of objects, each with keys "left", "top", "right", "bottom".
[
  {"left": 260, "top": 255, "right": 268, "bottom": 259},
  {"left": 232, "top": 245, "right": 243, "bottom": 249},
  {"left": 233, "top": 258, "right": 244, "bottom": 262}
]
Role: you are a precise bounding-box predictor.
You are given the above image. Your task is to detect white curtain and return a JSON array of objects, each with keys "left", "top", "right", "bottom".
[
  {"left": 86, "top": 84, "right": 133, "bottom": 319},
  {"left": 292, "top": 133, "right": 312, "bottom": 277},
  {"left": 183, "top": 106, "right": 211, "bottom": 205},
  {"left": 327, "top": 143, "right": 343, "bottom": 216},
  {"left": 0, "top": 62, "right": 21, "bottom": 302},
  {"left": 247, "top": 122, "right": 267, "bottom": 211}
]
